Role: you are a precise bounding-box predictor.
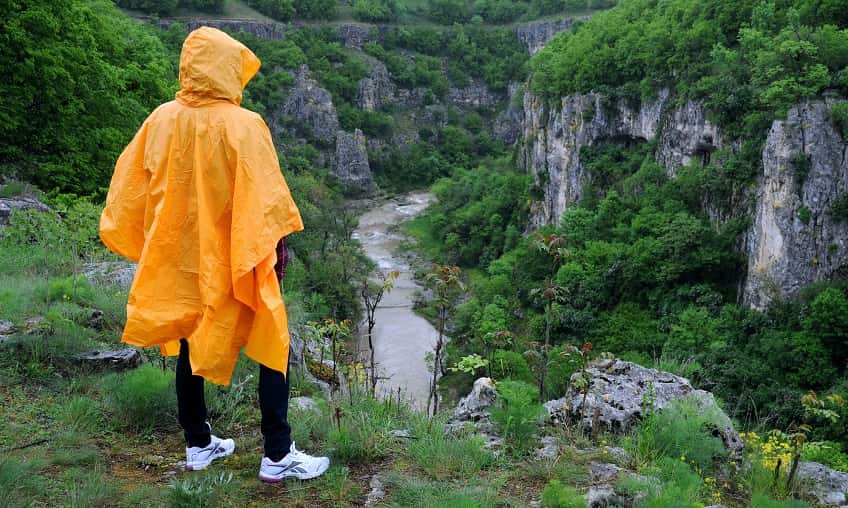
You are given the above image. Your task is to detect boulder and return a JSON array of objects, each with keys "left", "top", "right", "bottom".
[
  {"left": 289, "top": 396, "right": 320, "bottom": 413},
  {"left": 77, "top": 348, "right": 142, "bottom": 371},
  {"left": 0, "top": 196, "right": 51, "bottom": 226},
  {"left": 453, "top": 377, "right": 497, "bottom": 422},
  {"left": 545, "top": 360, "right": 743, "bottom": 459},
  {"left": 796, "top": 461, "right": 848, "bottom": 506},
  {"left": 82, "top": 261, "right": 137, "bottom": 289}
]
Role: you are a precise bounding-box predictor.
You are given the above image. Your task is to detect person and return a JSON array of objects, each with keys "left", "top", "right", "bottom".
[{"left": 99, "top": 26, "right": 329, "bottom": 482}]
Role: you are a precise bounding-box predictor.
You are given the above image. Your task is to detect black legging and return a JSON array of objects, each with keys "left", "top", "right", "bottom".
[{"left": 176, "top": 338, "right": 292, "bottom": 461}]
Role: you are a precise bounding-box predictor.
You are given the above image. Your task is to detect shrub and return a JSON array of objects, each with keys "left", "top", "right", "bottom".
[
  {"left": 104, "top": 364, "right": 177, "bottom": 433},
  {"left": 352, "top": 0, "right": 398, "bottom": 22},
  {"left": 626, "top": 396, "right": 728, "bottom": 473},
  {"left": 831, "top": 103, "right": 848, "bottom": 141},
  {"left": 545, "top": 345, "right": 582, "bottom": 400},
  {"left": 490, "top": 380, "right": 545, "bottom": 453},
  {"left": 37, "top": 275, "right": 95, "bottom": 306},
  {"left": 407, "top": 419, "right": 494, "bottom": 480},
  {"left": 170, "top": 472, "right": 233, "bottom": 508},
  {"left": 541, "top": 479, "right": 587, "bottom": 508},
  {"left": 490, "top": 350, "right": 534, "bottom": 384}
]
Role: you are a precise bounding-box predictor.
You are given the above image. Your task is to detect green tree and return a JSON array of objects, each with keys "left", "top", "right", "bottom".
[
  {"left": 0, "top": 0, "right": 175, "bottom": 195},
  {"left": 425, "top": 264, "right": 466, "bottom": 416}
]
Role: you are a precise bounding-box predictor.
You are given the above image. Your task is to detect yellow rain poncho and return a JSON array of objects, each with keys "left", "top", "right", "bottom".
[{"left": 100, "top": 27, "right": 303, "bottom": 385}]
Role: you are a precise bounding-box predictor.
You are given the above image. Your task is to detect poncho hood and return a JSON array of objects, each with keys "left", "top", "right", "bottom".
[{"left": 176, "top": 26, "right": 261, "bottom": 107}]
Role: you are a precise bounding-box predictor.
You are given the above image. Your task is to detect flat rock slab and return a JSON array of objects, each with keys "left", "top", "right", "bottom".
[
  {"left": 77, "top": 348, "right": 141, "bottom": 371},
  {"left": 82, "top": 262, "right": 137, "bottom": 289}
]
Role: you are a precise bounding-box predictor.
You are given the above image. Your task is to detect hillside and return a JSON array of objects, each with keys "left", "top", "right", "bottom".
[{"left": 2, "top": 0, "right": 848, "bottom": 506}]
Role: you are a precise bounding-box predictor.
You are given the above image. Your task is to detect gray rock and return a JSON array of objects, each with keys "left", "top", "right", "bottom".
[
  {"left": 333, "top": 129, "right": 376, "bottom": 195},
  {"left": 0, "top": 196, "right": 51, "bottom": 226},
  {"left": 0, "top": 319, "right": 13, "bottom": 344},
  {"left": 447, "top": 80, "right": 499, "bottom": 110},
  {"left": 515, "top": 18, "right": 577, "bottom": 55},
  {"left": 535, "top": 435, "right": 559, "bottom": 460},
  {"left": 336, "top": 23, "right": 376, "bottom": 50},
  {"left": 157, "top": 19, "right": 286, "bottom": 40},
  {"left": 279, "top": 65, "right": 339, "bottom": 145},
  {"left": 590, "top": 462, "right": 623, "bottom": 484},
  {"left": 447, "top": 377, "right": 503, "bottom": 451},
  {"left": 87, "top": 309, "right": 105, "bottom": 331},
  {"left": 82, "top": 261, "right": 137, "bottom": 289},
  {"left": 356, "top": 56, "right": 395, "bottom": 112},
  {"left": 389, "top": 429, "right": 412, "bottom": 440},
  {"left": 289, "top": 396, "right": 319, "bottom": 413},
  {"left": 495, "top": 82, "right": 525, "bottom": 145},
  {"left": 744, "top": 99, "right": 848, "bottom": 308},
  {"left": 77, "top": 348, "right": 142, "bottom": 371},
  {"left": 545, "top": 360, "right": 743, "bottom": 460},
  {"left": 23, "top": 316, "right": 47, "bottom": 335},
  {"left": 585, "top": 485, "right": 625, "bottom": 508},
  {"left": 796, "top": 461, "right": 848, "bottom": 506},
  {"left": 365, "top": 475, "right": 386, "bottom": 507},
  {"left": 453, "top": 377, "right": 497, "bottom": 422}
]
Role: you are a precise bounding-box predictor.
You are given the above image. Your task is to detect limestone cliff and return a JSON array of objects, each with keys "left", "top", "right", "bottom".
[
  {"left": 515, "top": 86, "right": 848, "bottom": 305},
  {"left": 516, "top": 88, "right": 720, "bottom": 227},
  {"left": 744, "top": 99, "right": 848, "bottom": 307}
]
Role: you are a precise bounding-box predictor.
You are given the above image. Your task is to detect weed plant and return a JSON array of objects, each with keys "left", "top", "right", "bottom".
[{"left": 103, "top": 364, "right": 177, "bottom": 434}]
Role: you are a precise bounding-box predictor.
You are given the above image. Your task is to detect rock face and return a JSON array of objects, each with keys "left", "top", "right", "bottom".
[
  {"left": 279, "top": 65, "right": 340, "bottom": 145},
  {"left": 158, "top": 19, "right": 286, "bottom": 40},
  {"left": 494, "top": 82, "right": 525, "bottom": 146},
  {"left": 336, "top": 23, "right": 377, "bottom": 50},
  {"left": 519, "top": 88, "right": 724, "bottom": 226},
  {"left": 447, "top": 80, "right": 499, "bottom": 110},
  {"left": 515, "top": 18, "right": 576, "bottom": 55},
  {"left": 333, "top": 129, "right": 376, "bottom": 195},
  {"left": 544, "top": 359, "right": 743, "bottom": 459},
  {"left": 744, "top": 99, "right": 848, "bottom": 308},
  {"left": 0, "top": 196, "right": 51, "bottom": 225},
  {"left": 356, "top": 56, "right": 395, "bottom": 111},
  {"left": 796, "top": 461, "right": 848, "bottom": 506}
]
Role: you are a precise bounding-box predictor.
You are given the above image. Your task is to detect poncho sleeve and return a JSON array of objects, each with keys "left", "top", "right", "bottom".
[
  {"left": 100, "top": 121, "right": 151, "bottom": 262},
  {"left": 230, "top": 116, "right": 303, "bottom": 311}
]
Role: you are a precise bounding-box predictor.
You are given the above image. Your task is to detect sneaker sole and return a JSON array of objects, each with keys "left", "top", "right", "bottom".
[
  {"left": 185, "top": 445, "right": 235, "bottom": 471},
  {"left": 258, "top": 463, "right": 329, "bottom": 482}
]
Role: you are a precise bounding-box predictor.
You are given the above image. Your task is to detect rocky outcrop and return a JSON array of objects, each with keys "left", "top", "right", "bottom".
[
  {"left": 519, "top": 88, "right": 718, "bottom": 226},
  {"left": 157, "top": 19, "right": 286, "bottom": 40},
  {"left": 336, "top": 23, "right": 377, "bottom": 50},
  {"left": 0, "top": 196, "right": 51, "bottom": 226},
  {"left": 445, "top": 377, "right": 503, "bottom": 450},
  {"left": 515, "top": 18, "right": 576, "bottom": 55},
  {"left": 333, "top": 129, "right": 376, "bottom": 195},
  {"left": 796, "top": 461, "right": 848, "bottom": 506},
  {"left": 544, "top": 359, "right": 743, "bottom": 459},
  {"left": 743, "top": 99, "right": 848, "bottom": 308},
  {"left": 82, "top": 262, "right": 137, "bottom": 289},
  {"left": 494, "top": 82, "right": 525, "bottom": 146},
  {"left": 279, "top": 65, "right": 339, "bottom": 145},
  {"left": 356, "top": 56, "right": 395, "bottom": 111},
  {"left": 447, "top": 80, "right": 500, "bottom": 110}
]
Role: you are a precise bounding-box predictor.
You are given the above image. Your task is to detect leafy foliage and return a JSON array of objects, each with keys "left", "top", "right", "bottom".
[{"left": 0, "top": 0, "right": 175, "bottom": 195}]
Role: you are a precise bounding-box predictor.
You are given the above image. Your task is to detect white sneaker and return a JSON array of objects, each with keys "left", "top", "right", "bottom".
[
  {"left": 258, "top": 442, "right": 330, "bottom": 482},
  {"left": 185, "top": 435, "right": 235, "bottom": 471}
]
